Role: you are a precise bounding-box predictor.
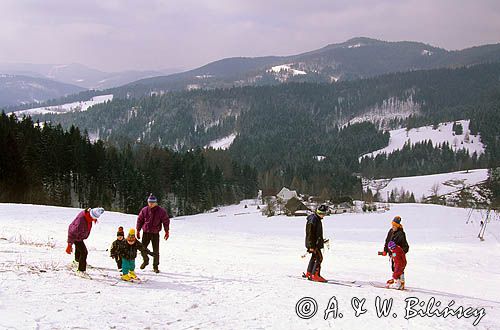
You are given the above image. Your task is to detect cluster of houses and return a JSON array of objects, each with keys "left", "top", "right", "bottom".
[{"left": 260, "top": 187, "right": 355, "bottom": 217}]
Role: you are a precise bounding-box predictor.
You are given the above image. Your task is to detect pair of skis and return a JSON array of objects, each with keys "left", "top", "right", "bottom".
[
  {"left": 299, "top": 273, "right": 361, "bottom": 287},
  {"left": 299, "top": 273, "right": 405, "bottom": 290}
]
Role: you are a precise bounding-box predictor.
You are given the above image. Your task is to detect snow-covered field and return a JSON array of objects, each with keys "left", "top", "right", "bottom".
[
  {"left": 1, "top": 201, "right": 499, "bottom": 329},
  {"left": 362, "top": 120, "right": 485, "bottom": 159},
  {"left": 365, "top": 169, "right": 489, "bottom": 201},
  {"left": 10, "top": 94, "right": 113, "bottom": 116}
]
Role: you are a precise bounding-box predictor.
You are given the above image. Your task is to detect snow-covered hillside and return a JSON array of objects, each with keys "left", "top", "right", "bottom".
[
  {"left": 10, "top": 94, "right": 113, "bottom": 116},
  {"left": 362, "top": 120, "right": 485, "bottom": 159},
  {"left": 1, "top": 202, "right": 499, "bottom": 329},
  {"left": 205, "top": 133, "right": 237, "bottom": 150},
  {"left": 267, "top": 63, "right": 307, "bottom": 82},
  {"left": 364, "top": 169, "right": 489, "bottom": 202},
  {"left": 346, "top": 95, "right": 420, "bottom": 128}
]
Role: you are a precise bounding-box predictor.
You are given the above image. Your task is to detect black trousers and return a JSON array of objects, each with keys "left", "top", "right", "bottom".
[
  {"left": 74, "top": 241, "right": 88, "bottom": 272},
  {"left": 114, "top": 257, "right": 122, "bottom": 269},
  {"left": 307, "top": 249, "right": 323, "bottom": 275},
  {"left": 141, "top": 232, "right": 160, "bottom": 268}
]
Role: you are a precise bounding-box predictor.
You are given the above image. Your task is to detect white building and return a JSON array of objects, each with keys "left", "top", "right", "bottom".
[{"left": 276, "top": 187, "right": 298, "bottom": 202}]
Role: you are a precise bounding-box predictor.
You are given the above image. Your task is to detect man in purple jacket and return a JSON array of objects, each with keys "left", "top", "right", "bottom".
[
  {"left": 66, "top": 207, "right": 104, "bottom": 278},
  {"left": 136, "top": 194, "right": 170, "bottom": 273}
]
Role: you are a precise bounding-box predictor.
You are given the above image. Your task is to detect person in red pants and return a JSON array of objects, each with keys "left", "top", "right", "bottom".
[{"left": 386, "top": 240, "right": 407, "bottom": 290}]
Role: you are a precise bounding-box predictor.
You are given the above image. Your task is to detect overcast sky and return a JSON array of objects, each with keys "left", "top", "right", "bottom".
[{"left": 1, "top": 0, "right": 500, "bottom": 72}]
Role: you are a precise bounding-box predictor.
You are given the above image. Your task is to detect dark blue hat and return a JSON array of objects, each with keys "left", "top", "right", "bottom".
[{"left": 147, "top": 194, "right": 157, "bottom": 203}]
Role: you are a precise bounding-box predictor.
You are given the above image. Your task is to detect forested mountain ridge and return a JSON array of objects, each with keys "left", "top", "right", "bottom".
[
  {"left": 109, "top": 37, "right": 500, "bottom": 98},
  {"left": 25, "top": 62, "right": 500, "bottom": 197},
  {"left": 7, "top": 37, "right": 500, "bottom": 112},
  {"left": 0, "top": 74, "right": 85, "bottom": 107},
  {"left": 35, "top": 62, "right": 500, "bottom": 151}
]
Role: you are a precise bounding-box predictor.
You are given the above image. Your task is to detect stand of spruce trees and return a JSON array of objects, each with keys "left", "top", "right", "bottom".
[{"left": 0, "top": 113, "right": 257, "bottom": 215}]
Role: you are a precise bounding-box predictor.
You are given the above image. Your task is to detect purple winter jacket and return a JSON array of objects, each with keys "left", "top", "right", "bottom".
[
  {"left": 136, "top": 205, "right": 170, "bottom": 234},
  {"left": 67, "top": 210, "right": 92, "bottom": 244}
]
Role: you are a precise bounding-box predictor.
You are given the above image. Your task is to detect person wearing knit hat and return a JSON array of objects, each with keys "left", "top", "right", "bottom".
[
  {"left": 109, "top": 226, "right": 125, "bottom": 271},
  {"left": 385, "top": 241, "right": 407, "bottom": 290},
  {"left": 116, "top": 228, "right": 154, "bottom": 281},
  {"left": 66, "top": 207, "right": 105, "bottom": 279},
  {"left": 90, "top": 207, "right": 105, "bottom": 220},
  {"left": 147, "top": 194, "right": 158, "bottom": 203},
  {"left": 136, "top": 193, "right": 170, "bottom": 273},
  {"left": 382, "top": 215, "right": 409, "bottom": 284},
  {"left": 304, "top": 204, "right": 329, "bottom": 282}
]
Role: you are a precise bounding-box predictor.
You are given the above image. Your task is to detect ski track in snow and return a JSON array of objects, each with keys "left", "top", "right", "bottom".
[{"left": 0, "top": 202, "right": 499, "bottom": 329}]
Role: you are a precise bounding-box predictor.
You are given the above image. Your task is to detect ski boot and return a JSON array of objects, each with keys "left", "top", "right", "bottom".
[
  {"left": 311, "top": 271, "right": 327, "bottom": 283},
  {"left": 386, "top": 278, "right": 395, "bottom": 285},
  {"left": 303, "top": 272, "right": 312, "bottom": 280},
  {"left": 76, "top": 270, "right": 91, "bottom": 279},
  {"left": 129, "top": 271, "right": 138, "bottom": 279},
  {"left": 153, "top": 267, "right": 160, "bottom": 274},
  {"left": 121, "top": 274, "right": 132, "bottom": 281},
  {"left": 140, "top": 261, "right": 149, "bottom": 270},
  {"left": 388, "top": 279, "right": 403, "bottom": 290}
]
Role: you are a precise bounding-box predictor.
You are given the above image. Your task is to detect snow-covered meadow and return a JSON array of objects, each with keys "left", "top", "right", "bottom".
[
  {"left": 0, "top": 201, "right": 499, "bottom": 329},
  {"left": 10, "top": 94, "right": 113, "bottom": 116},
  {"left": 365, "top": 169, "right": 489, "bottom": 202},
  {"left": 362, "top": 120, "right": 485, "bottom": 159}
]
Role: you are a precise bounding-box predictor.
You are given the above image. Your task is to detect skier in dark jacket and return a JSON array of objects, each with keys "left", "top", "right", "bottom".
[
  {"left": 66, "top": 207, "right": 104, "bottom": 278},
  {"left": 109, "top": 226, "right": 125, "bottom": 271},
  {"left": 136, "top": 194, "right": 170, "bottom": 273},
  {"left": 304, "top": 205, "right": 328, "bottom": 282},
  {"left": 382, "top": 216, "right": 409, "bottom": 281}
]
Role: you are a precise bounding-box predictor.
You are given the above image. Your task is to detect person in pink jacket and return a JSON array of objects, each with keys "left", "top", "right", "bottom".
[
  {"left": 136, "top": 194, "right": 170, "bottom": 273},
  {"left": 66, "top": 207, "right": 104, "bottom": 278}
]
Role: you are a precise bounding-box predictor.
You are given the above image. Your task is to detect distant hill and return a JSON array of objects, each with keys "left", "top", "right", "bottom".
[
  {"left": 0, "top": 62, "right": 168, "bottom": 90},
  {"left": 108, "top": 37, "right": 500, "bottom": 98},
  {"left": 0, "top": 74, "right": 85, "bottom": 107},
  {"left": 33, "top": 62, "right": 500, "bottom": 168},
  {"left": 8, "top": 37, "right": 500, "bottom": 109}
]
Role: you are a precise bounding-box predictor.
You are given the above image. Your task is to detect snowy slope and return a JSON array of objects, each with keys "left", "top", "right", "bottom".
[
  {"left": 346, "top": 95, "right": 421, "bottom": 128},
  {"left": 10, "top": 94, "right": 113, "bottom": 116},
  {"left": 206, "top": 133, "right": 237, "bottom": 150},
  {"left": 365, "top": 169, "right": 489, "bottom": 201},
  {"left": 267, "top": 63, "right": 307, "bottom": 82},
  {"left": 268, "top": 64, "right": 307, "bottom": 76},
  {"left": 1, "top": 202, "right": 499, "bottom": 329},
  {"left": 362, "top": 120, "right": 485, "bottom": 159}
]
